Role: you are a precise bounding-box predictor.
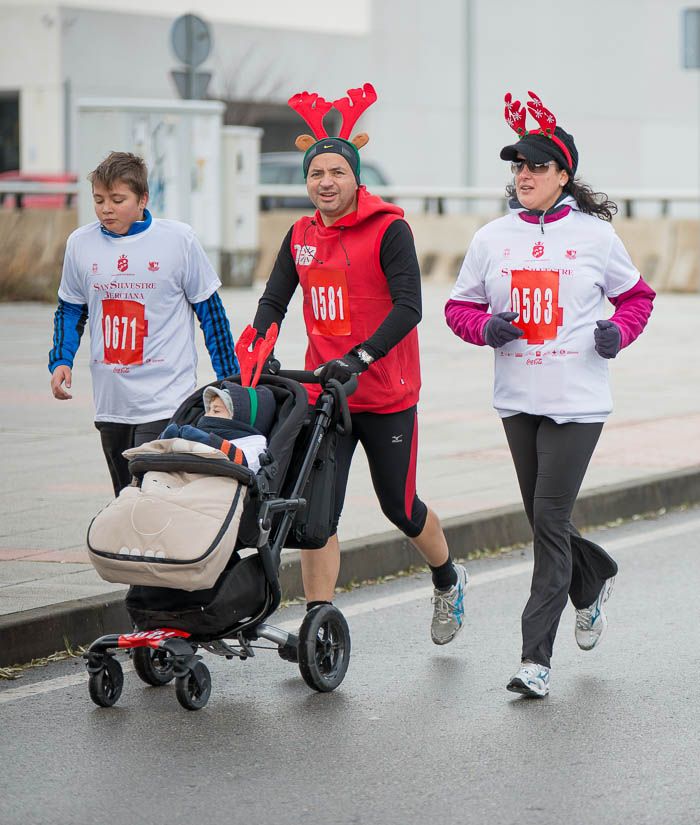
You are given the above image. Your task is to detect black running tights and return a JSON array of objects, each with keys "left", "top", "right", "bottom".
[
  {"left": 502, "top": 414, "right": 618, "bottom": 668},
  {"left": 331, "top": 406, "right": 428, "bottom": 538}
]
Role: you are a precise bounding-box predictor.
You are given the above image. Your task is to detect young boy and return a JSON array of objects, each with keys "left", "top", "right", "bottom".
[
  {"left": 160, "top": 383, "right": 275, "bottom": 472},
  {"left": 49, "top": 151, "right": 238, "bottom": 496}
]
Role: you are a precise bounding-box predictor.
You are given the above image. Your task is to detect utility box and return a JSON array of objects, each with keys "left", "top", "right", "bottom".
[
  {"left": 221, "top": 125, "right": 263, "bottom": 287},
  {"left": 75, "top": 98, "right": 225, "bottom": 271}
]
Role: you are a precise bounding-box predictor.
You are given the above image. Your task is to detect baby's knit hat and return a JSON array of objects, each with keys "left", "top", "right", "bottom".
[
  {"left": 222, "top": 381, "right": 276, "bottom": 436},
  {"left": 202, "top": 386, "right": 234, "bottom": 416}
]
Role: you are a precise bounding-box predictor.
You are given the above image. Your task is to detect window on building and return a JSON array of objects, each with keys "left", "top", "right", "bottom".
[
  {"left": 682, "top": 8, "right": 700, "bottom": 68},
  {"left": 0, "top": 93, "right": 20, "bottom": 173}
]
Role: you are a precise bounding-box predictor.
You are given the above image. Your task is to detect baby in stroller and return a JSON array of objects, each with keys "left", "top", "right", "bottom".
[
  {"left": 84, "top": 326, "right": 355, "bottom": 710},
  {"left": 160, "top": 382, "right": 275, "bottom": 472}
]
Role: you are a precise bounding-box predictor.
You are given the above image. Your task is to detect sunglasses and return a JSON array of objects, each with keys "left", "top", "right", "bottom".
[{"left": 510, "top": 159, "right": 553, "bottom": 175}]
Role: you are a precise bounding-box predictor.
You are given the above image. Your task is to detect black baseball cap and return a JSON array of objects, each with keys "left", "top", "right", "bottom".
[{"left": 500, "top": 126, "right": 578, "bottom": 175}]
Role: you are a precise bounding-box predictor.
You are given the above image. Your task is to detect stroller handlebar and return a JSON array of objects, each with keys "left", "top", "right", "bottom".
[
  {"left": 275, "top": 370, "right": 358, "bottom": 397},
  {"left": 275, "top": 370, "right": 358, "bottom": 436},
  {"left": 275, "top": 369, "right": 320, "bottom": 384}
]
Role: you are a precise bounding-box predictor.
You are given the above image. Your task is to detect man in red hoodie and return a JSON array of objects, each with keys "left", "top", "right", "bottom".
[{"left": 253, "top": 87, "right": 468, "bottom": 648}]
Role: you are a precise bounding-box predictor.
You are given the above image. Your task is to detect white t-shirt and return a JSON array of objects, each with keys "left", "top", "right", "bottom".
[
  {"left": 58, "top": 219, "right": 220, "bottom": 423},
  {"left": 450, "top": 206, "right": 639, "bottom": 423}
]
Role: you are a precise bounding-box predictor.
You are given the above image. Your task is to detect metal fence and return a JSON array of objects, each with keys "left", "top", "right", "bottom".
[
  {"left": 258, "top": 184, "right": 700, "bottom": 218},
  {"left": 1, "top": 180, "right": 698, "bottom": 218}
]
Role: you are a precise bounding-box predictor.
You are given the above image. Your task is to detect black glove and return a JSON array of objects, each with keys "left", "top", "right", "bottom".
[
  {"left": 594, "top": 320, "right": 621, "bottom": 359},
  {"left": 484, "top": 312, "right": 524, "bottom": 348},
  {"left": 262, "top": 353, "right": 281, "bottom": 375},
  {"left": 316, "top": 350, "right": 368, "bottom": 387}
]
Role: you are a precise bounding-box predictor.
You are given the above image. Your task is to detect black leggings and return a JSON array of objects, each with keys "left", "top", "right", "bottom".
[
  {"left": 331, "top": 406, "right": 428, "bottom": 538},
  {"left": 502, "top": 414, "right": 618, "bottom": 668},
  {"left": 95, "top": 418, "right": 170, "bottom": 496}
]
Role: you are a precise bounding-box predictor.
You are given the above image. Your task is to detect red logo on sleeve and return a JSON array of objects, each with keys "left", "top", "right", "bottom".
[
  {"left": 117, "top": 255, "right": 129, "bottom": 272},
  {"left": 510, "top": 269, "right": 564, "bottom": 344},
  {"left": 148, "top": 261, "right": 160, "bottom": 272}
]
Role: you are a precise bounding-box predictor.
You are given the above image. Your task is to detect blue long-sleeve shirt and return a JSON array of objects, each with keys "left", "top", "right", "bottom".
[
  {"left": 192, "top": 291, "right": 238, "bottom": 379},
  {"left": 48, "top": 298, "right": 88, "bottom": 370}
]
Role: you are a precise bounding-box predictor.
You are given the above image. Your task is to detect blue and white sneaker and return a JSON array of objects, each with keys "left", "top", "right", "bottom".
[
  {"left": 506, "top": 662, "right": 551, "bottom": 697},
  {"left": 430, "top": 563, "right": 468, "bottom": 645},
  {"left": 575, "top": 577, "right": 615, "bottom": 651}
]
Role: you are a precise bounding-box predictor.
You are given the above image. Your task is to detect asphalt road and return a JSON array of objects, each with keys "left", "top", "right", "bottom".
[{"left": 1, "top": 507, "right": 699, "bottom": 825}]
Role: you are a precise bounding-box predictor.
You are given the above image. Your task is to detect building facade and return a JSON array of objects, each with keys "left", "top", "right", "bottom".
[{"left": 0, "top": 0, "right": 698, "bottom": 199}]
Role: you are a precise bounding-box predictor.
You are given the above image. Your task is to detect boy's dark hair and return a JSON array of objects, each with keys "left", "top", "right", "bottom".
[{"left": 88, "top": 151, "right": 149, "bottom": 198}]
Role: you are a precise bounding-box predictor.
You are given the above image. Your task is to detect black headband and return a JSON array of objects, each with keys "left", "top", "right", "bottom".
[{"left": 302, "top": 138, "right": 361, "bottom": 183}]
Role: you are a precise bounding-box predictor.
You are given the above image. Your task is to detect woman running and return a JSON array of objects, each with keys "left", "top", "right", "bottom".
[{"left": 445, "top": 91, "right": 655, "bottom": 697}]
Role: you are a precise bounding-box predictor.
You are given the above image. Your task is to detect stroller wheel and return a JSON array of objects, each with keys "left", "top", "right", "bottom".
[
  {"left": 133, "top": 647, "right": 175, "bottom": 686},
  {"left": 88, "top": 656, "right": 124, "bottom": 708},
  {"left": 298, "top": 605, "right": 351, "bottom": 692},
  {"left": 175, "top": 661, "right": 212, "bottom": 711}
]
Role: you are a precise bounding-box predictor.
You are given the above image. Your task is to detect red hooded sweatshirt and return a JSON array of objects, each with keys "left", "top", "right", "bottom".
[{"left": 290, "top": 186, "right": 421, "bottom": 413}]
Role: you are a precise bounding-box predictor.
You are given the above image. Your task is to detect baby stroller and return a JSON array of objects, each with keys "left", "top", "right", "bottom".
[{"left": 82, "top": 366, "right": 356, "bottom": 711}]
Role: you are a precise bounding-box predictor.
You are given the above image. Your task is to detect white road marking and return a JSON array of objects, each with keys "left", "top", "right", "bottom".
[
  {"left": 2, "top": 515, "right": 699, "bottom": 705},
  {"left": 276, "top": 561, "right": 534, "bottom": 629},
  {"left": 591, "top": 517, "right": 700, "bottom": 552},
  {"left": 279, "top": 515, "right": 700, "bottom": 628}
]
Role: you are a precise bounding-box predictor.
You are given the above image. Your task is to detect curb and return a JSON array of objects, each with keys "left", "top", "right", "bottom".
[{"left": 2, "top": 466, "right": 699, "bottom": 668}]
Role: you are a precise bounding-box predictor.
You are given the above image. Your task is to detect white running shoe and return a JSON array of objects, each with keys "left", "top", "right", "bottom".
[
  {"left": 430, "top": 563, "right": 468, "bottom": 645},
  {"left": 575, "top": 577, "right": 615, "bottom": 651},
  {"left": 506, "top": 662, "right": 551, "bottom": 697}
]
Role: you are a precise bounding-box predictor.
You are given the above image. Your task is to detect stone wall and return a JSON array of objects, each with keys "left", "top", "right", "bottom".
[
  {"left": 1, "top": 209, "right": 697, "bottom": 302},
  {"left": 0, "top": 209, "right": 78, "bottom": 302}
]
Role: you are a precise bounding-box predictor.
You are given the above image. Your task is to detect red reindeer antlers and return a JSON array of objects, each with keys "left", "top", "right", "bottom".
[
  {"left": 504, "top": 93, "right": 527, "bottom": 137},
  {"left": 526, "top": 91, "right": 557, "bottom": 137},
  {"left": 333, "top": 83, "right": 378, "bottom": 139},
  {"left": 235, "top": 323, "right": 279, "bottom": 388},
  {"left": 288, "top": 83, "right": 377, "bottom": 141},
  {"left": 288, "top": 91, "right": 333, "bottom": 139},
  {"left": 504, "top": 90, "right": 558, "bottom": 138},
  {"left": 503, "top": 90, "right": 573, "bottom": 170}
]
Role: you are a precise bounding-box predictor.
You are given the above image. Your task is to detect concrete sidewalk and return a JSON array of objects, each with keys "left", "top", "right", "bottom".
[{"left": 1, "top": 284, "right": 699, "bottom": 667}]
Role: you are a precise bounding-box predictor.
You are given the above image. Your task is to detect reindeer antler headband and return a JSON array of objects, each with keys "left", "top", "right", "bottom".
[
  {"left": 503, "top": 90, "right": 575, "bottom": 172},
  {"left": 288, "top": 83, "right": 378, "bottom": 183}
]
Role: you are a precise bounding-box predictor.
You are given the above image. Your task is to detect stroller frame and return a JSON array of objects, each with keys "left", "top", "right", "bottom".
[{"left": 84, "top": 371, "right": 355, "bottom": 710}]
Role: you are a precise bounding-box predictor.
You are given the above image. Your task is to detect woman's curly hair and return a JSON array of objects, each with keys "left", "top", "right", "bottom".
[{"left": 506, "top": 171, "right": 618, "bottom": 222}]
